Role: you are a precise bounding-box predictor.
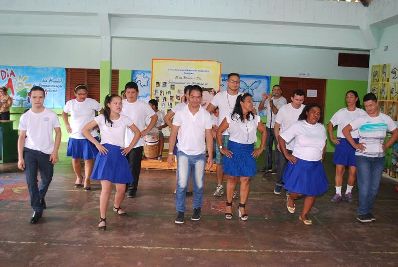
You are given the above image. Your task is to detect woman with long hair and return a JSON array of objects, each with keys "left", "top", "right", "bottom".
[
  {"left": 279, "top": 104, "right": 328, "bottom": 225},
  {"left": 82, "top": 94, "right": 141, "bottom": 230},
  {"left": 217, "top": 93, "right": 267, "bottom": 221},
  {"left": 328, "top": 90, "right": 366, "bottom": 203},
  {"left": 62, "top": 84, "right": 101, "bottom": 190}
]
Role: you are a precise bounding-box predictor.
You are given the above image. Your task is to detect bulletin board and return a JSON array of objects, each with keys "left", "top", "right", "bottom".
[{"left": 151, "top": 59, "right": 221, "bottom": 113}]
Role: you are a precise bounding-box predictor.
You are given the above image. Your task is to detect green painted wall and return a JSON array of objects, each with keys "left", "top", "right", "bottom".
[
  {"left": 100, "top": 60, "right": 112, "bottom": 103},
  {"left": 118, "top": 70, "right": 132, "bottom": 94},
  {"left": 324, "top": 79, "right": 368, "bottom": 152}
]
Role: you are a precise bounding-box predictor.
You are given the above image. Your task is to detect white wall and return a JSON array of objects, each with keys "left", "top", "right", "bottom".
[
  {"left": 369, "top": 23, "right": 398, "bottom": 65},
  {"left": 112, "top": 38, "right": 369, "bottom": 81},
  {"left": 0, "top": 35, "right": 101, "bottom": 69}
]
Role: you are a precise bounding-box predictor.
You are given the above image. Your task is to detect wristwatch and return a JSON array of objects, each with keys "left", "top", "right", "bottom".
[{"left": 219, "top": 145, "right": 223, "bottom": 149}]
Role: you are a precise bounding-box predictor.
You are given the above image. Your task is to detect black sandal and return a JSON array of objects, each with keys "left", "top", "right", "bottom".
[
  {"left": 98, "top": 217, "right": 106, "bottom": 230},
  {"left": 113, "top": 206, "right": 127, "bottom": 215},
  {"left": 225, "top": 202, "right": 233, "bottom": 220},
  {"left": 238, "top": 203, "right": 248, "bottom": 221}
]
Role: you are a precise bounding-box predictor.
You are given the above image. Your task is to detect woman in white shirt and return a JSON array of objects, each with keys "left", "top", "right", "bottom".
[
  {"left": 62, "top": 85, "right": 101, "bottom": 190},
  {"left": 217, "top": 93, "right": 266, "bottom": 221},
  {"left": 279, "top": 104, "right": 328, "bottom": 225},
  {"left": 82, "top": 94, "right": 141, "bottom": 230},
  {"left": 328, "top": 90, "right": 366, "bottom": 203}
]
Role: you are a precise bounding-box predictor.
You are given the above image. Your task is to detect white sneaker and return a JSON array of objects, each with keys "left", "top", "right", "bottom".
[{"left": 213, "top": 184, "right": 224, "bottom": 197}]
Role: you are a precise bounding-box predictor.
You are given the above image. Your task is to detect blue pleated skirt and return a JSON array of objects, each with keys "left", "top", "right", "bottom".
[
  {"left": 91, "top": 143, "right": 134, "bottom": 184},
  {"left": 333, "top": 138, "right": 358, "bottom": 167},
  {"left": 67, "top": 137, "right": 99, "bottom": 160},
  {"left": 283, "top": 158, "right": 328, "bottom": 196},
  {"left": 223, "top": 141, "right": 256, "bottom": 177}
]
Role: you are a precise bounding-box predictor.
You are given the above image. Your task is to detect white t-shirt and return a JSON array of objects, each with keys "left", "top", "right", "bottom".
[
  {"left": 63, "top": 98, "right": 101, "bottom": 139},
  {"left": 227, "top": 114, "right": 260, "bottom": 144},
  {"left": 121, "top": 99, "right": 156, "bottom": 148},
  {"left": 275, "top": 103, "right": 305, "bottom": 150},
  {"left": 211, "top": 91, "right": 240, "bottom": 135},
  {"left": 329, "top": 107, "right": 366, "bottom": 138},
  {"left": 263, "top": 96, "right": 287, "bottom": 128},
  {"left": 18, "top": 109, "right": 61, "bottom": 154},
  {"left": 171, "top": 102, "right": 187, "bottom": 113},
  {"left": 173, "top": 105, "right": 213, "bottom": 155},
  {"left": 146, "top": 110, "right": 165, "bottom": 129},
  {"left": 280, "top": 120, "right": 326, "bottom": 161},
  {"left": 94, "top": 114, "right": 133, "bottom": 148},
  {"left": 350, "top": 113, "right": 397, "bottom": 157}
]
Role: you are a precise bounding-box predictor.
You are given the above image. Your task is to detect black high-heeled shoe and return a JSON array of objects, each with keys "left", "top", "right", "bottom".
[
  {"left": 238, "top": 203, "right": 248, "bottom": 221},
  {"left": 98, "top": 217, "right": 106, "bottom": 230},
  {"left": 225, "top": 201, "right": 233, "bottom": 220}
]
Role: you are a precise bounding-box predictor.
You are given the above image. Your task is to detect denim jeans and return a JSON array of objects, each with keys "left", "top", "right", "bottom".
[
  {"left": 176, "top": 151, "right": 206, "bottom": 212},
  {"left": 355, "top": 155, "right": 385, "bottom": 216},
  {"left": 24, "top": 148, "right": 54, "bottom": 212},
  {"left": 265, "top": 127, "right": 277, "bottom": 170}
]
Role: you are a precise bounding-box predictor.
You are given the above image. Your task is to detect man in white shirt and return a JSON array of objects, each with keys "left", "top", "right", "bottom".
[
  {"left": 17, "top": 86, "right": 61, "bottom": 224},
  {"left": 207, "top": 73, "right": 241, "bottom": 197},
  {"left": 121, "top": 82, "right": 158, "bottom": 198},
  {"left": 273, "top": 89, "right": 305, "bottom": 195},
  {"left": 148, "top": 99, "right": 167, "bottom": 160},
  {"left": 258, "top": 85, "right": 287, "bottom": 174},
  {"left": 168, "top": 85, "right": 213, "bottom": 224}
]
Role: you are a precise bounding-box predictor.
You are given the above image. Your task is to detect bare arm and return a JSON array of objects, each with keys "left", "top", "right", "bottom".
[
  {"left": 17, "top": 130, "right": 26, "bottom": 170},
  {"left": 384, "top": 128, "right": 398, "bottom": 151},
  {"left": 164, "top": 110, "right": 175, "bottom": 128},
  {"left": 252, "top": 122, "right": 267, "bottom": 158},
  {"left": 258, "top": 93, "right": 268, "bottom": 112},
  {"left": 167, "top": 124, "right": 180, "bottom": 167},
  {"left": 49, "top": 127, "right": 61, "bottom": 164},
  {"left": 205, "top": 128, "right": 213, "bottom": 170},
  {"left": 277, "top": 135, "right": 297, "bottom": 164},
  {"left": 206, "top": 103, "right": 216, "bottom": 113},
  {"left": 216, "top": 118, "right": 233, "bottom": 158},
  {"left": 342, "top": 124, "right": 365, "bottom": 151},
  {"left": 142, "top": 114, "right": 158, "bottom": 136},
  {"left": 327, "top": 122, "right": 339, "bottom": 145},
  {"left": 82, "top": 120, "right": 108, "bottom": 154},
  {"left": 121, "top": 123, "right": 141, "bottom": 156},
  {"left": 62, "top": 112, "right": 72, "bottom": 133}
]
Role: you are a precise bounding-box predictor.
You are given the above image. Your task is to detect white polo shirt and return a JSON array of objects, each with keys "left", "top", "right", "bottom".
[
  {"left": 173, "top": 105, "right": 213, "bottom": 155},
  {"left": 121, "top": 99, "right": 156, "bottom": 148},
  {"left": 63, "top": 98, "right": 101, "bottom": 139},
  {"left": 280, "top": 120, "right": 326, "bottom": 161},
  {"left": 329, "top": 107, "right": 366, "bottom": 138},
  {"left": 226, "top": 114, "right": 260, "bottom": 144},
  {"left": 18, "top": 108, "right": 61, "bottom": 154},
  {"left": 263, "top": 96, "right": 287, "bottom": 128},
  {"left": 211, "top": 91, "right": 240, "bottom": 135},
  {"left": 94, "top": 114, "right": 133, "bottom": 148},
  {"left": 171, "top": 102, "right": 187, "bottom": 113},
  {"left": 275, "top": 103, "right": 305, "bottom": 150}
]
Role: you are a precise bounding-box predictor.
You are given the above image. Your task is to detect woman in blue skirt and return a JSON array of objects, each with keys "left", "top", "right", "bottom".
[
  {"left": 82, "top": 94, "right": 141, "bottom": 230},
  {"left": 217, "top": 93, "right": 267, "bottom": 221},
  {"left": 327, "top": 90, "right": 366, "bottom": 203},
  {"left": 62, "top": 84, "right": 102, "bottom": 190},
  {"left": 279, "top": 104, "right": 328, "bottom": 225}
]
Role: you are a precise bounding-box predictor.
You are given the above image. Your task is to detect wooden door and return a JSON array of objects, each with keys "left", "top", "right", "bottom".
[{"left": 279, "top": 77, "right": 326, "bottom": 122}]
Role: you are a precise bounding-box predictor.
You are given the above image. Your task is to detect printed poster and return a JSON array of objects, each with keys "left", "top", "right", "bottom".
[
  {"left": 151, "top": 59, "right": 221, "bottom": 113},
  {"left": 131, "top": 70, "right": 151, "bottom": 103},
  {"left": 0, "top": 65, "right": 66, "bottom": 109}
]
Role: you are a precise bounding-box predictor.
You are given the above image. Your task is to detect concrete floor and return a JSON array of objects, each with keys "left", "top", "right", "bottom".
[{"left": 1, "top": 150, "right": 398, "bottom": 266}]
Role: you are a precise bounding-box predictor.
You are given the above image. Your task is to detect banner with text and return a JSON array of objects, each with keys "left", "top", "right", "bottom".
[
  {"left": 151, "top": 59, "right": 221, "bottom": 113},
  {"left": 0, "top": 65, "right": 66, "bottom": 109}
]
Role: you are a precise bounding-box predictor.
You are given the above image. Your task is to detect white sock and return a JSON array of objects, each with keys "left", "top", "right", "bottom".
[
  {"left": 346, "top": 185, "right": 354, "bottom": 194},
  {"left": 335, "top": 186, "right": 342, "bottom": 195}
]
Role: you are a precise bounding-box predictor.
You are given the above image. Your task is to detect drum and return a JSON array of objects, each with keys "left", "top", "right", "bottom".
[{"left": 143, "top": 130, "right": 159, "bottom": 159}]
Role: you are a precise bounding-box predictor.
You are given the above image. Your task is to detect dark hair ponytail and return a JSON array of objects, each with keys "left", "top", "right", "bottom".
[
  {"left": 103, "top": 94, "right": 121, "bottom": 127},
  {"left": 231, "top": 93, "right": 254, "bottom": 122},
  {"left": 346, "top": 90, "right": 361, "bottom": 108}
]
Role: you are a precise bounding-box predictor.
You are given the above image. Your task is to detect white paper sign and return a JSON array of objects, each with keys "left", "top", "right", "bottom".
[{"left": 307, "top": 89, "right": 317, "bottom": 98}]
